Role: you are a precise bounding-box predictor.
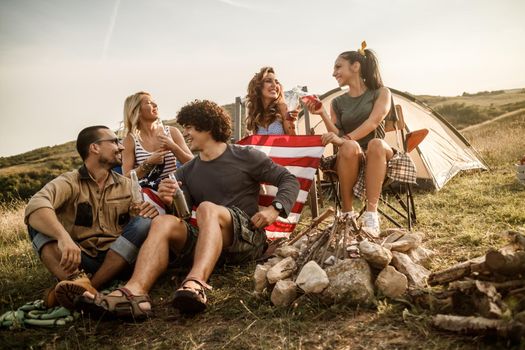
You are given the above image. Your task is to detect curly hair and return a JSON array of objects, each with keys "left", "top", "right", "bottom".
[
  {"left": 176, "top": 100, "right": 232, "bottom": 143},
  {"left": 245, "top": 67, "right": 285, "bottom": 133}
]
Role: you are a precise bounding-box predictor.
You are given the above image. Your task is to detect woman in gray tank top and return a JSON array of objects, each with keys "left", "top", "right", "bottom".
[{"left": 304, "top": 42, "right": 394, "bottom": 235}]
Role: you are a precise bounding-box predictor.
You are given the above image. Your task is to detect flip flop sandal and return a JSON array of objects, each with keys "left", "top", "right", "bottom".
[
  {"left": 75, "top": 293, "right": 112, "bottom": 319},
  {"left": 172, "top": 277, "right": 212, "bottom": 315},
  {"left": 96, "top": 287, "right": 153, "bottom": 320}
]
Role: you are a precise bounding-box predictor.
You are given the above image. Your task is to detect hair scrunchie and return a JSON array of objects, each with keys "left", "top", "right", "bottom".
[{"left": 358, "top": 40, "right": 367, "bottom": 57}]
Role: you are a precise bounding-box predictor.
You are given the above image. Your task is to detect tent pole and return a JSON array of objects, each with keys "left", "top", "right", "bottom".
[
  {"left": 302, "top": 86, "right": 319, "bottom": 217},
  {"left": 233, "top": 97, "right": 242, "bottom": 142}
]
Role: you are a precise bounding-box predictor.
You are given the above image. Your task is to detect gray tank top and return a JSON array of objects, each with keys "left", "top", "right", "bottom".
[{"left": 331, "top": 89, "right": 385, "bottom": 149}]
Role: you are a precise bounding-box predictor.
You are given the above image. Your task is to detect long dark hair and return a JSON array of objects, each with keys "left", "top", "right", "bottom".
[
  {"left": 245, "top": 67, "right": 284, "bottom": 132},
  {"left": 339, "top": 48, "right": 383, "bottom": 90}
]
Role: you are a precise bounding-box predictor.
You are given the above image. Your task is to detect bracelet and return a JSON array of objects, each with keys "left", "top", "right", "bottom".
[
  {"left": 140, "top": 162, "right": 154, "bottom": 173},
  {"left": 342, "top": 134, "right": 352, "bottom": 141}
]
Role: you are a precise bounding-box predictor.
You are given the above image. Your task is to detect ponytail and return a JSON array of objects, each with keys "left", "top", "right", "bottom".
[{"left": 360, "top": 49, "right": 383, "bottom": 90}]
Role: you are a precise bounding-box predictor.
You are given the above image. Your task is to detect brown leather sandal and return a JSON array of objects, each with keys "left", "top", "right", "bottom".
[
  {"left": 172, "top": 277, "right": 212, "bottom": 314},
  {"left": 96, "top": 287, "right": 153, "bottom": 320}
]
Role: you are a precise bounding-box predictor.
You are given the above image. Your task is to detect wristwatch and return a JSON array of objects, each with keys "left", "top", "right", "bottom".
[{"left": 271, "top": 201, "right": 284, "bottom": 215}]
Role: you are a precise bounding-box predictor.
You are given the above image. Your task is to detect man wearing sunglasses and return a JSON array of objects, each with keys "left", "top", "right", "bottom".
[{"left": 24, "top": 125, "right": 158, "bottom": 310}]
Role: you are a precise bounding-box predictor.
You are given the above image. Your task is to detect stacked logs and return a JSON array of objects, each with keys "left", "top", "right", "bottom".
[
  {"left": 253, "top": 208, "right": 434, "bottom": 307},
  {"left": 423, "top": 231, "right": 525, "bottom": 342}
]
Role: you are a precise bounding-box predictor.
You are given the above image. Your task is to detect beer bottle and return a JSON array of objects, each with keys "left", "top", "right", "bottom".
[
  {"left": 168, "top": 173, "right": 191, "bottom": 219},
  {"left": 130, "top": 170, "right": 143, "bottom": 216}
]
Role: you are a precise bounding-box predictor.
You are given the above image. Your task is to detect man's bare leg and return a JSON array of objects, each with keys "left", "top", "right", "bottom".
[
  {"left": 182, "top": 201, "right": 234, "bottom": 290},
  {"left": 40, "top": 243, "right": 70, "bottom": 280},
  {"left": 86, "top": 215, "right": 188, "bottom": 311},
  {"left": 90, "top": 251, "right": 128, "bottom": 290}
]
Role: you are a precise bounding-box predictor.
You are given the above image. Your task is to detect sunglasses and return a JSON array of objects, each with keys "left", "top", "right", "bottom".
[{"left": 94, "top": 137, "right": 122, "bottom": 146}]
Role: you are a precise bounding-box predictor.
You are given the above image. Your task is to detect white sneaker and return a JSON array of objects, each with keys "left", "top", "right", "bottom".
[{"left": 361, "top": 211, "right": 380, "bottom": 235}]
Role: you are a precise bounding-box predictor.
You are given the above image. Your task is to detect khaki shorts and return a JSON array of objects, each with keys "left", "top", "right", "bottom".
[{"left": 173, "top": 206, "right": 267, "bottom": 266}]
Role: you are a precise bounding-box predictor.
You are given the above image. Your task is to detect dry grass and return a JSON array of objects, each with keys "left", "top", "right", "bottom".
[
  {"left": 420, "top": 89, "right": 525, "bottom": 108},
  {"left": 1, "top": 108, "right": 525, "bottom": 349}
]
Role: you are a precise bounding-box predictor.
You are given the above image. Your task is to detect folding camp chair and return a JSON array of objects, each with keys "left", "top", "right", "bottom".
[
  {"left": 236, "top": 135, "right": 325, "bottom": 240},
  {"left": 322, "top": 102, "right": 428, "bottom": 230},
  {"left": 374, "top": 104, "right": 428, "bottom": 229}
]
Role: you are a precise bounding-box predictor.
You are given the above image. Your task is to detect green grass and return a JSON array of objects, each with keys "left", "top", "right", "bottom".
[{"left": 1, "top": 94, "right": 525, "bottom": 349}]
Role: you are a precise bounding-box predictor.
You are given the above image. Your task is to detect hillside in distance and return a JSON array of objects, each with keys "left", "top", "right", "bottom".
[{"left": 1, "top": 88, "right": 524, "bottom": 202}]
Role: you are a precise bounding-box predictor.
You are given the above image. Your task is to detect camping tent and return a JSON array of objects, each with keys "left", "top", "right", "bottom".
[{"left": 295, "top": 87, "right": 488, "bottom": 190}]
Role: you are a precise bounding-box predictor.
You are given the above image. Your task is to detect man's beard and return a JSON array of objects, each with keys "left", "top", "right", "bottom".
[{"left": 99, "top": 152, "right": 122, "bottom": 168}]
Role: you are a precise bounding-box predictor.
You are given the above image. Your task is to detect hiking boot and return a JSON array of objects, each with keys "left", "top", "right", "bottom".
[
  {"left": 43, "top": 285, "right": 59, "bottom": 308},
  {"left": 55, "top": 271, "right": 97, "bottom": 310},
  {"left": 361, "top": 211, "right": 380, "bottom": 236}
]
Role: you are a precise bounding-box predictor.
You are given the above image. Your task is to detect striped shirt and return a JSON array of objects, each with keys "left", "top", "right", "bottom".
[{"left": 133, "top": 126, "right": 177, "bottom": 180}]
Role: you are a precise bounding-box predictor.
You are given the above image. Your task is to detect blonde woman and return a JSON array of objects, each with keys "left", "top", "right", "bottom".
[
  {"left": 122, "top": 92, "right": 193, "bottom": 187},
  {"left": 245, "top": 67, "right": 296, "bottom": 135}
]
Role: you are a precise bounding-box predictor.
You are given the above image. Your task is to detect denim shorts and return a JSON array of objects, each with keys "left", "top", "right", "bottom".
[
  {"left": 173, "top": 206, "right": 267, "bottom": 266},
  {"left": 28, "top": 216, "right": 151, "bottom": 275}
]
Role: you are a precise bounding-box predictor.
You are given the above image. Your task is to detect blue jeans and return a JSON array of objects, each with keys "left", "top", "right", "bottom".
[{"left": 28, "top": 216, "right": 151, "bottom": 275}]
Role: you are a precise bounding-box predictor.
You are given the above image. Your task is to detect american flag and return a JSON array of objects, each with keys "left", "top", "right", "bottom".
[{"left": 236, "top": 135, "right": 325, "bottom": 239}]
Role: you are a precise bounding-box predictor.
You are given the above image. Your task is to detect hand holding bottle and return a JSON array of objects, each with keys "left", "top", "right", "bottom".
[
  {"left": 129, "top": 170, "right": 144, "bottom": 216},
  {"left": 168, "top": 173, "right": 191, "bottom": 219}
]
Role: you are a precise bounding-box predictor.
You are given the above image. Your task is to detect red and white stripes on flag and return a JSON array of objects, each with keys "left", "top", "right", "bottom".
[{"left": 237, "top": 135, "right": 324, "bottom": 239}]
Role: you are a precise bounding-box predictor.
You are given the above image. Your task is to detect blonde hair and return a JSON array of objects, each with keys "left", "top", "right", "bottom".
[
  {"left": 123, "top": 91, "right": 150, "bottom": 139},
  {"left": 245, "top": 67, "right": 284, "bottom": 133}
]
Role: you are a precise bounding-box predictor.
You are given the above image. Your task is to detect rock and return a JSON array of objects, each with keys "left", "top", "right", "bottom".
[
  {"left": 391, "top": 251, "right": 430, "bottom": 288},
  {"left": 271, "top": 280, "right": 297, "bottom": 307},
  {"left": 275, "top": 245, "right": 300, "bottom": 259},
  {"left": 267, "top": 257, "right": 297, "bottom": 284},
  {"left": 253, "top": 264, "right": 270, "bottom": 294},
  {"left": 388, "top": 233, "right": 423, "bottom": 252},
  {"left": 346, "top": 245, "right": 359, "bottom": 253},
  {"left": 322, "top": 258, "right": 375, "bottom": 305},
  {"left": 407, "top": 246, "right": 434, "bottom": 268},
  {"left": 375, "top": 266, "right": 408, "bottom": 298},
  {"left": 382, "top": 228, "right": 408, "bottom": 239},
  {"left": 384, "top": 230, "right": 406, "bottom": 243},
  {"left": 295, "top": 261, "right": 329, "bottom": 294},
  {"left": 359, "top": 240, "right": 393, "bottom": 269},
  {"left": 264, "top": 256, "right": 283, "bottom": 268},
  {"left": 291, "top": 235, "right": 308, "bottom": 250},
  {"left": 324, "top": 255, "right": 337, "bottom": 266}
]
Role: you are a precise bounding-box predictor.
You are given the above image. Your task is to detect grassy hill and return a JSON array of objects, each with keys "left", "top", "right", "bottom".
[
  {"left": 418, "top": 88, "right": 525, "bottom": 130},
  {"left": 1, "top": 89, "right": 524, "bottom": 348},
  {"left": 1, "top": 88, "right": 524, "bottom": 202}
]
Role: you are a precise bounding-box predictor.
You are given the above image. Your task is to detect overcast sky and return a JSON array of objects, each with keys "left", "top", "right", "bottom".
[{"left": 1, "top": 0, "right": 524, "bottom": 157}]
